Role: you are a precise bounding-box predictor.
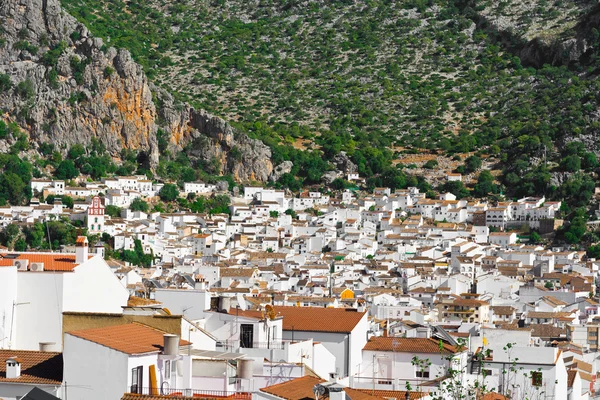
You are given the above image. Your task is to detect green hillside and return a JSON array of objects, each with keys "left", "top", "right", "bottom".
[{"left": 62, "top": 0, "right": 600, "bottom": 214}]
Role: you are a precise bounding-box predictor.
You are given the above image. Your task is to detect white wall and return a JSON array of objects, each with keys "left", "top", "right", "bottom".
[
  {"left": 16, "top": 272, "right": 64, "bottom": 351},
  {"left": 0, "top": 266, "right": 17, "bottom": 348},
  {"left": 312, "top": 342, "right": 336, "bottom": 379},
  {"left": 281, "top": 330, "right": 347, "bottom": 377},
  {"left": 154, "top": 289, "right": 210, "bottom": 320},
  {"left": 64, "top": 334, "right": 129, "bottom": 400},
  {"left": 63, "top": 256, "right": 129, "bottom": 314}
]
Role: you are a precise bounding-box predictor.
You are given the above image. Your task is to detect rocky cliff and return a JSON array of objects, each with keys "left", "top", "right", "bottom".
[
  {"left": 0, "top": 0, "right": 273, "bottom": 181},
  {"left": 463, "top": 0, "right": 599, "bottom": 68}
]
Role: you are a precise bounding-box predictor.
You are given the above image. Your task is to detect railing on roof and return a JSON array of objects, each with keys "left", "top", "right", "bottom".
[
  {"left": 129, "top": 387, "right": 251, "bottom": 399},
  {"left": 216, "top": 339, "right": 286, "bottom": 350}
]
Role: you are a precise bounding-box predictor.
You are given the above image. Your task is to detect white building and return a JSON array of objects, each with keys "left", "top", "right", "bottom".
[
  {"left": 0, "top": 237, "right": 129, "bottom": 351},
  {"left": 64, "top": 323, "right": 191, "bottom": 400}
]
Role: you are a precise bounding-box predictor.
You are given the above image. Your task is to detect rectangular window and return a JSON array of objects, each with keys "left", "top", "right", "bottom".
[
  {"left": 531, "top": 371, "right": 542, "bottom": 387},
  {"left": 165, "top": 360, "right": 171, "bottom": 379},
  {"left": 482, "top": 369, "right": 492, "bottom": 377},
  {"left": 416, "top": 368, "right": 430, "bottom": 378},
  {"left": 131, "top": 366, "right": 143, "bottom": 393}
]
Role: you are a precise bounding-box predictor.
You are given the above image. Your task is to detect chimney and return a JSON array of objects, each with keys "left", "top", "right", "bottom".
[
  {"left": 6, "top": 357, "right": 22, "bottom": 379},
  {"left": 75, "top": 236, "right": 89, "bottom": 264}
]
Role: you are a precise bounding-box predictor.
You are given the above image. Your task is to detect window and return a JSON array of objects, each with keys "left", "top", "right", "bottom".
[
  {"left": 416, "top": 367, "right": 430, "bottom": 378},
  {"left": 165, "top": 360, "right": 171, "bottom": 379},
  {"left": 590, "top": 331, "right": 598, "bottom": 337},
  {"left": 131, "top": 366, "right": 143, "bottom": 393},
  {"left": 531, "top": 371, "right": 542, "bottom": 387},
  {"left": 482, "top": 369, "right": 492, "bottom": 377},
  {"left": 94, "top": 217, "right": 98, "bottom": 223}
]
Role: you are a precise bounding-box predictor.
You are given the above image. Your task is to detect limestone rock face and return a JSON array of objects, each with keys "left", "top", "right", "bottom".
[
  {"left": 0, "top": 0, "right": 273, "bottom": 181},
  {"left": 0, "top": 0, "right": 158, "bottom": 164},
  {"left": 155, "top": 87, "right": 274, "bottom": 182}
]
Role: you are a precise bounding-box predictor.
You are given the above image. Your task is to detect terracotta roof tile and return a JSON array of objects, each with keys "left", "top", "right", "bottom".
[
  {"left": 354, "top": 389, "right": 428, "bottom": 399},
  {"left": 121, "top": 394, "right": 251, "bottom": 400},
  {"left": 234, "top": 306, "right": 367, "bottom": 333},
  {"left": 0, "top": 350, "right": 62, "bottom": 384},
  {"left": 363, "top": 337, "right": 458, "bottom": 354},
  {"left": 0, "top": 253, "right": 92, "bottom": 271},
  {"left": 567, "top": 370, "right": 577, "bottom": 388},
  {"left": 260, "top": 376, "right": 382, "bottom": 400},
  {"left": 260, "top": 376, "right": 324, "bottom": 400},
  {"left": 67, "top": 323, "right": 190, "bottom": 355}
]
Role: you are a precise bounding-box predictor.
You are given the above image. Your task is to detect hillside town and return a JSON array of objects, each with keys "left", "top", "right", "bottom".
[{"left": 0, "top": 174, "right": 596, "bottom": 400}]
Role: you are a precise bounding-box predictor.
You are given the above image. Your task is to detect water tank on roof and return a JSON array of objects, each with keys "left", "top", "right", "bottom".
[
  {"left": 237, "top": 359, "right": 253, "bottom": 380},
  {"left": 163, "top": 334, "right": 179, "bottom": 356}
]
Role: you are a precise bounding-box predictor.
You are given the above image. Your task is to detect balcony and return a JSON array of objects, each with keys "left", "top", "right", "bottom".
[{"left": 129, "top": 387, "right": 251, "bottom": 399}]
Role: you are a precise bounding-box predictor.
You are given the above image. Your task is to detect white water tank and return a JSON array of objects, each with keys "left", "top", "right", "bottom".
[
  {"left": 163, "top": 334, "right": 179, "bottom": 356},
  {"left": 237, "top": 359, "right": 253, "bottom": 380}
]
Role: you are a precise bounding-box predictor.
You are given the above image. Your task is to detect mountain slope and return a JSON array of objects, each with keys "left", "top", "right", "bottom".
[
  {"left": 61, "top": 0, "right": 600, "bottom": 198},
  {"left": 0, "top": 0, "right": 273, "bottom": 181}
]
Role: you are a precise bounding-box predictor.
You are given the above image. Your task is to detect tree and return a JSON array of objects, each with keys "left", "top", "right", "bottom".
[
  {"left": 0, "top": 224, "right": 22, "bottom": 249},
  {"left": 130, "top": 197, "right": 149, "bottom": 213},
  {"left": 473, "top": 170, "right": 498, "bottom": 197},
  {"left": 159, "top": 184, "right": 179, "bottom": 202},
  {"left": 61, "top": 195, "right": 74, "bottom": 209},
  {"left": 464, "top": 155, "right": 482, "bottom": 173},
  {"left": 68, "top": 144, "right": 86, "bottom": 160},
  {"left": 105, "top": 205, "right": 122, "bottom": 217},
  {"left": 588, "top": 244, "right": 600, "bottom": 259},
  {"left": 285, "top": 209, "right": 297, "bottom": 219},
  {"left": 54, "top": 159, "right": 79, "bottom": 180},
  {"left": 0, "top": 74, "right": 11, "bottom": 92},
  {"left": 0, "top": 173, "right": 28, "bottom": 205},
  {"left": 529, "top": 231, "right": 541, "bottom": 244},
  {"left": 560, "top": 155, "right": 581, "bottom": 172},
  {"left": 440, "top": 180, "right": 470, "bottom": 199},
  {"left": 269, "top": 211, "right": 279, "bottom": 218}
]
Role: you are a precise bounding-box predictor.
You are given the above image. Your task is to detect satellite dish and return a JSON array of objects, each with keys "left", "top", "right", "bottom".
[{"left": 237, "top": 293, "right": 248, "bottom": 311}]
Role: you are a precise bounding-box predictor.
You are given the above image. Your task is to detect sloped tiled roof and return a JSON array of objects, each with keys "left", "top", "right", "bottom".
[
  {"left": 354, "top": 389, "right": 428, "bottom": 399},
  {"left": 220, "top": 267, "right": 256, "bottom": 278},
  {"left": 67, "top": 323, "right": 190, "bottom": 355},
  {"left": 567, "top": 370, "right": 578, "bottom": 388},
  {"left": 363, "top": 337, "right": 458, "bottom": 354},
  {"left": 0, "top": 253, "right": 92, "bottom": 271},
  {"left": 0, "top": 350, "right": 62, "bottom": 384},
  {"left": 260, "top": 376, "right": 382, "bottom": 400},
  {"left": 530, "top": 324, "right": 566, "bottom": 338},
  {"left": 234, "top": 306, "right": 367, "bottom": 333},
  {"left": 260, "top": 376, "right": 324, "bottom": 400}
]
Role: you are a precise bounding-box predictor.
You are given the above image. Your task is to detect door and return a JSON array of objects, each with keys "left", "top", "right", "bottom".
[{"left": 240, "top": 324, "right": 254, "bottom": 348}]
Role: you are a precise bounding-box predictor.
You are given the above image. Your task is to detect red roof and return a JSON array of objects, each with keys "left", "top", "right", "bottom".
[
  {"left": 0, "top": 350, "right": 62, "bottom": 384},
  {"left": 0, "top": 253, "right": 93, "bottom": 271},
  {"left": 67, "top": 323, "right": 191, "bottom": 355},
  {"left": 363, "top": 337, "right": 458, "bottom": 354},
  {"left": 234, "top": 306, "right": 367, "bottom": 333}
]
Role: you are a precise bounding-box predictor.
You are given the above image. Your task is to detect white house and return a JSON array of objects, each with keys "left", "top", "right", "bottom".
[
  {"left": 64, "top": 323, "right": 191, "bottom": 400},
  {"left": 353, "top": 336, "right": 467, "bottom": 392},
  {"left": 237, "top": 306, "right": 368, "bottom": 380},
  {"left": 0, "top": 237, "right": 129, "bottom": 351}
]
